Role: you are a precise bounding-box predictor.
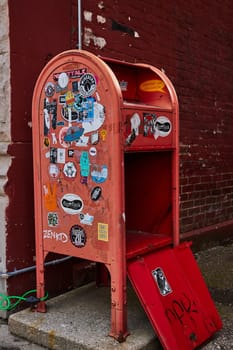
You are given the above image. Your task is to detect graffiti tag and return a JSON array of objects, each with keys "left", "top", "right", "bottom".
[
  {"left": 165, "top": 293, "right": 199, "bottom": 326},
  {"left": 43, "top": 229, "right": 68, "bottom": 243}
]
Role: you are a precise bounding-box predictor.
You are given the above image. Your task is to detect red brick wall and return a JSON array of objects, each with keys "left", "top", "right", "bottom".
[
  {"left": 6, "top": 0, "right": 233, "bottom": 297},
  {"left": 83, "top": 0, "right": 233, "bottom": 234},
  {"left": 7, "top": 0, "right": 78, "bottom": 295}
]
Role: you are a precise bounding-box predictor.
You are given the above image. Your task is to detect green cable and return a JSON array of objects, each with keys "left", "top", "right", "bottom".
[{"left": 0, "top": 289, "right": 48, "bottom": 311}]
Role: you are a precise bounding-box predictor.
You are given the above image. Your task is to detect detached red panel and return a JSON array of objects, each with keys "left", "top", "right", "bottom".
[{"left": 127, "top": 242, "right": 222, "bottom": 350}]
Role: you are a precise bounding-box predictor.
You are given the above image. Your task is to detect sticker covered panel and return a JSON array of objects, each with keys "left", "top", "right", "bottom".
[{"left": 35, "top": 57, "right": 122, "bottom": 263}]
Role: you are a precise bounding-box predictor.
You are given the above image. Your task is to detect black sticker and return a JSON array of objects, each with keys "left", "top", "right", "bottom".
[
  {"left": 45, "top": 82, "right": 55, "bottom": 97},
  {"left": 72, "top": 81, "right": 79, "bottom": 92},
  {"left": 68, "top": 149, "right": 75, "bottom": 157},
  {"left": 50, "top": 148, "right": 57, "bottom": 163},
  {"left": 91, "top": 186, "right": 102, "bottom": 201},
  {"left": 79, "top": 73, "right": 96, "bottom": 97},
  {"left": 70, "top": 224, "right": 86, "bottom": 248}
]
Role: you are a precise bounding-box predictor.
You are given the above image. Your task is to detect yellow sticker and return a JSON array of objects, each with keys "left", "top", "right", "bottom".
[
  {"left": 98, "top": 223, "right": 108, "bottom": 241},
  {"left": 65, "top": 91, "right": 75, "bottom": 106},
  {"left": 100, "top": 129, "right": 107, "bottom": 141},
  {"left": 139, "top": 79, "right": 166, "bottom": 93}
]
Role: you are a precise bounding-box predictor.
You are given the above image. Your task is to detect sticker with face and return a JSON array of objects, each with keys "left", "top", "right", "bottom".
[
  {"left": 48, "top": 163, "right": 59, "bottom": 179},
  {"left": 70, "top": 224, "right": 86, "bottom": 248},
  {"left": 60, "top": 193, "right": 83, "bottom": 214},
  {"left": 63, "top": 162, "right": 77, "bottom": 178},
  {"left": 152, "top": 267, "right": 172, "bottom": 296}
]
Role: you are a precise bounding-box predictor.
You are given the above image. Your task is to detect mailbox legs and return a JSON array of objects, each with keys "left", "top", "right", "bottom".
[{"left": 109, "top": 264, "right": 129, "bottom": 342}]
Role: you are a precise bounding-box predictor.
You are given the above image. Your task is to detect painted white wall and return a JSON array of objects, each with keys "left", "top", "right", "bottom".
[{"left": 0, "top": 0, "right": 11, "bottom": 318}]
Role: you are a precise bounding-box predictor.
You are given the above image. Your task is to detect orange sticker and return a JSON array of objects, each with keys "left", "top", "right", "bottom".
[
  {"left": 139, "top": 79, "right": 166, "bottom": 93},
  {"left": 44, "top": 183, "right": 57, "bottom": 211}
]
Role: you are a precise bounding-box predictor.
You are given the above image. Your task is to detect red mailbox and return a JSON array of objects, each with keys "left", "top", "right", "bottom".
[{"left": 32, "top": 50, "right": 222, "bottom": 349}]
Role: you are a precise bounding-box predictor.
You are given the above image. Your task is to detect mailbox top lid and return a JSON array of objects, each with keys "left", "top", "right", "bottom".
[{"left": 101, "top": 55, "right": 178, "bottom": 110}]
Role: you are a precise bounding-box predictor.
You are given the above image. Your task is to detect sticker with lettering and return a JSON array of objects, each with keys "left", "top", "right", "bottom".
[
  {"left": 53, "top": 68, "right": 87, "bottom": 81},
  {"left": 153, "top": 116, "right": 172, "bottom": 140},
  {"left": 60, "top": 193, "right": 83, "bottom": 214},
  {"left": 79, "top": 73, "right": 96, "bottom": 98},
  {"left": 143, "top": 113, "right": 171, "bottom": 140}
]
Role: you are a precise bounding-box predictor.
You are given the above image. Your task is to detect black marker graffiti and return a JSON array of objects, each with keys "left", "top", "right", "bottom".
[{"left": 165, "top": 293, "right": 199, "bottom": 326}]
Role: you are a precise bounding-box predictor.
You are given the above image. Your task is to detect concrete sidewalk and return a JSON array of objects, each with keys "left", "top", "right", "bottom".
[{"left": 3, "top": 241, "right": 233, "bottom": 350}]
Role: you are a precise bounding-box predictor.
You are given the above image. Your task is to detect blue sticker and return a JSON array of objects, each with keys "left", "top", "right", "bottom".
[
  {"left": 80, "top": 151, "right": 90, "bottom": 184},
  {"left": 91, "top": 165, "right": 108, "bottom": 183},
  {"left": 64, "top": 126, "right": 84, "bottom": 142}
]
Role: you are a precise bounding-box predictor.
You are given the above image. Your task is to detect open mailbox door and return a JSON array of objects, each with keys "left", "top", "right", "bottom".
[{"left": 127, "top": 242, "right": 222, "bottom": 350}]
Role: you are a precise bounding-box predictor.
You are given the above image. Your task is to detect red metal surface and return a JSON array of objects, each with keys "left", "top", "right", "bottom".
[
  {"left": 127, "top": 242, "right": 222, "bottom": 350},
  {"left": 32, "top": 49, "right": 180, "bottom": 340}
]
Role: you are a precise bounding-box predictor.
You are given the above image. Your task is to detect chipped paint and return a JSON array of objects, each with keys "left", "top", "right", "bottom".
[
  {"left": 84, "top": 10, "right": 93, "bottom": 22},
  {"left": 97, "top": 15, "right": 106, "bottom": 24},
  {"left": 84, "top": 28, "right": 106, "bottom": 49},
  {"left": 98, "top": 1, "right": 105, "bottom": 9}
]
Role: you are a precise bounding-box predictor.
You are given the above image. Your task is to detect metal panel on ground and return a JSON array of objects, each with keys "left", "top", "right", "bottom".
[{"left": 127, "top": 242, "right": 222, "bottom": 350}]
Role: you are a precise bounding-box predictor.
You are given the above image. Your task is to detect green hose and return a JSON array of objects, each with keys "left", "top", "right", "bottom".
[{"left": 0, "top": 289, "right": 48, "bottom": 311}]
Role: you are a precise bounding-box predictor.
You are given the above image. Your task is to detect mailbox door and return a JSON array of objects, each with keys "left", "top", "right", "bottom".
[
  {"left": 32, "top": 50, "right": 124, "bottom": 264},
  {"left": 127, "top": 242, "right": 222, "bottom": 350}
]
